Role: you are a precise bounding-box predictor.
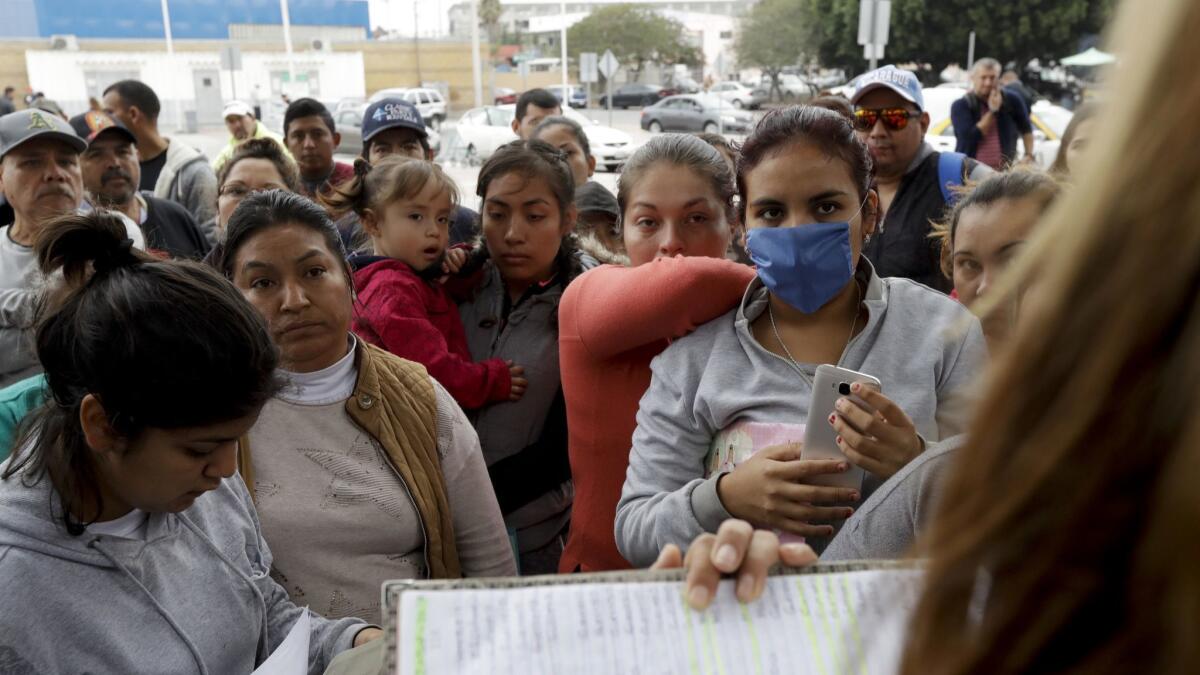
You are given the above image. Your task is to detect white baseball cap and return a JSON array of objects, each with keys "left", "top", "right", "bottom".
[{"left": 222, "top": 100, "right": 255, "bottom": 119}]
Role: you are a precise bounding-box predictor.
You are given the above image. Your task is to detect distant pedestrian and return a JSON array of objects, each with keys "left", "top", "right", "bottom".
[
  {"left": 283, "top": 97, "right": 353, "bottom": 200},
  {"left": 511, "top": 89, "right": 561, "bottom": 140},
  {"left": 0, "top": 87, "right": 15, "bottom": 116},
  {"left": 1000, "top": 69, "right": 1038, "bottom": 111},
  {"left": 951, "top": 58, "right": 1035, "bottom": 169},
  {"left": 212, "top": 100, "right": 291, "bottom": 172},
  {"left": 103, "top": 80, "right": 220, "bottom": 239}
]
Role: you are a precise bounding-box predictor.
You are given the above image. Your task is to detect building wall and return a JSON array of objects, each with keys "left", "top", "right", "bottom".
[{"left": 6, "top": 0, "right": 369, "bottom": 40}]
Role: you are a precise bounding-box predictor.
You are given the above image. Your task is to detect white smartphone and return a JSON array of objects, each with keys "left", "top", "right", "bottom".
[{"left": 802, "top": 364, "right": 883, "bottom": 489}]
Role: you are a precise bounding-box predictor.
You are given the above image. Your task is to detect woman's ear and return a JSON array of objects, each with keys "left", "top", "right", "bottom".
[
  {"left": 79, "top": 394, "right": 123, "bottom": 456},
  {"left": 360, "top": 208, "right": 381, "bottom": 239},
  {"left": 562, "top": 204, "right": 579, "bottom": 235},
  {"left": 586, "top": 154, "right": 596, "bottom": 178},
  {"left": 863, "top": 189, "right": 881, "bottom": 239}
]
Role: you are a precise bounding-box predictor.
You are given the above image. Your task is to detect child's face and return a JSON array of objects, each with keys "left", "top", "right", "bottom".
[
  {"left": 366, "top": 180, "right": 454, "bottom": 271},
  {"left": 622, "top": 162, "right": 732, "bottom": 266}
]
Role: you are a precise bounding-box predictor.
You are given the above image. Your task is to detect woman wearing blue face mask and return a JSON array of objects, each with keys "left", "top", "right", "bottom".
[{"left": 615, "top": 106, "right": 988, "bottom": 565}]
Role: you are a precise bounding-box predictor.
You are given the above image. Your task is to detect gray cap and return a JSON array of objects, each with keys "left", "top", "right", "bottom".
[
  {"left": 0, "top": 109, "right": 87, "bottom": 159},
  {"left": 574, "top": 181, "right": 619, "bottom": 218}
]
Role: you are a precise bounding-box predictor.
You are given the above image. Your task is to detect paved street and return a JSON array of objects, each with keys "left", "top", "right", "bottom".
[{"left": 176, "top": 105, "right": 761, "bottom": 213}]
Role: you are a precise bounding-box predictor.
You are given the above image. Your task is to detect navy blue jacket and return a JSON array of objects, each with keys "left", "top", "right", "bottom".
[{"left": 951, "top": 90, "right": 1034, "bottom": 165}]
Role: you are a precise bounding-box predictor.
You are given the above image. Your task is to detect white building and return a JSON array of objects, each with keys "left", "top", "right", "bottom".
[{"left": 24, "top": 49, "right": 366, "bottom": 129}]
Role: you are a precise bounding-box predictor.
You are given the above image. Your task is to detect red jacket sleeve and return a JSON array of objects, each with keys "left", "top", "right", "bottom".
[
  {"left": 561, "top": 257, "right": 756, "bottom": 360},
  {"left": 355, "top": 281, "right": 511, "bottom": 409}
]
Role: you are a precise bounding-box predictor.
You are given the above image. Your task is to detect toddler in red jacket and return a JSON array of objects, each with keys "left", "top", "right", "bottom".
[{"left": 322, "top": 157, "right": 526, "bottom": 408}]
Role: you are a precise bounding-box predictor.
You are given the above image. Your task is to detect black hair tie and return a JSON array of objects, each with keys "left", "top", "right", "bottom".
[
  {"left": 93, "top": 238, "right": 138, "bottom": 275},
  {"left": 353, "top": 159, "right": 372, "bottom": 178}
]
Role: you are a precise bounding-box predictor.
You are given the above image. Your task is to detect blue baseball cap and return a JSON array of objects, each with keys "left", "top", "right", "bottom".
[
  {"left": 362, "top": 98, "right": 427, "bottom": 143},
  {"left": 850, "top": 66, "right": 925, "bottom": 111}
]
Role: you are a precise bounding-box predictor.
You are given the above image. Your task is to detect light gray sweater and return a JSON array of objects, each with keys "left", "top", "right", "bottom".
[
  {"left": 615, "top": 264, "right": 987, "bottom": 566},
  {"left": 0, "top": 467, "right": 364, "bottom": 674}
]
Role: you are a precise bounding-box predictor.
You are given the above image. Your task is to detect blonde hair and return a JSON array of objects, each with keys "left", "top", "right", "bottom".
[
  {"left": 902, "top": 0, "right": 1200, "bottom": 672},
  {"left": 320, "top": 156, "right": 459, "bottom": 219}
]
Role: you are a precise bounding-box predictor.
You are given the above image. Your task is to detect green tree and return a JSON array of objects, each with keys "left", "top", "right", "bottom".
[
  {"left": 735, "top": 0, "right": 812, "bottom": 101},
  {"left": 800, "top": 0, "right": 1121, "bottom": 78},
  {"left": 567, "top": 4, "right": 702, "bottom": 82}
]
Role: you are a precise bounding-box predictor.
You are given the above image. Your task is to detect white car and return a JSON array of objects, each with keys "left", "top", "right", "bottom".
[
  {"left": 559, "top": 106, "right": 635, "bottom": 172},
  {"left": 709, "top": 81, "right": 768, "bottom": 110},
  {"left": 368, "top": 87, "right": 448, "bottom": 129},
  {"left": 444, "top": 106, "right": 517, "bottom": 163}
]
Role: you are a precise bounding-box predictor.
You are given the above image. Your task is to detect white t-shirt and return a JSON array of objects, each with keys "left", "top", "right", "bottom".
[{"left": 0, "top": 209, "right": 145, "bottom": 387}]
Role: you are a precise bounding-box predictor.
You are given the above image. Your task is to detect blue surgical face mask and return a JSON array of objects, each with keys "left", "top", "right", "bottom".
[{"left": 745, "top": 198, "right": 867, "bottom": 314}]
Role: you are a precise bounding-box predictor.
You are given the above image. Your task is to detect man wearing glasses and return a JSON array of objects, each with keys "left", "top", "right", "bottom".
[{"left": 851, "top": 66, "right": 992, "bottom": 293}]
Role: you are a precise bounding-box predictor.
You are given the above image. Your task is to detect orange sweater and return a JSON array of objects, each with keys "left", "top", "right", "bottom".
[{"left": 558, "top": 256, "right": 756, "bottom": 572}]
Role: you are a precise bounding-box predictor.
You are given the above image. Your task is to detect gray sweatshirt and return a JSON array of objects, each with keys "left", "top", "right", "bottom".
[
  {"left": 0, "top": 467, "right": 365, "bottom": 674},
  {"left": 615, "top": 264, "right": 987, "bottom": 566},
  {"left": 821, "top": 435, "right": 964, "bottom": 561},
  {"left": 155, "top": 138, "right": 219, "bottom": 239}
]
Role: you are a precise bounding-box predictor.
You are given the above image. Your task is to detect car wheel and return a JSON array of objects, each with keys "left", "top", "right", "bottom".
[
  {"left": 429, "top": 115, "right": 443, "bottom": 130},
  {"left": 704, "top": 122, "right": 719, "bottom": 134},
  {"left": 604, "top": 164, "right": 619, "bottom": 173},
  {"left": 732, "top": 99, "right": 744, "bottom": 109},
  {"left": 648, "top": 120, "right": 664, "bottom": 133},
  {"left": 465, "top": 144, "right": 478, "bottom": 165}
]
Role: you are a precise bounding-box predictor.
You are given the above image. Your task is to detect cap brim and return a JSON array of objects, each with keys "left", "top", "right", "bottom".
[
  {"left": 363, "top": 121, "right": 428, "bottom": 142},
  {"left": 89, "top": 125, "right": 137, "bottom": 145},
  {"left": 850, "top": 82, "right": 922, "bottom": 109},
  {"left": 3, "top": 130, "right": 87, "bottom": 158}
]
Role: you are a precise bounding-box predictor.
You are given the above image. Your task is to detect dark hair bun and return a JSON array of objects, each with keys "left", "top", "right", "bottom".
[{"left": 36, "top": 211, "right": 151, "bottom": 287}]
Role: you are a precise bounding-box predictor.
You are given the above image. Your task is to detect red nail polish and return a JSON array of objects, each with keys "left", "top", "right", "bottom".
[
  {"left": 851, "top": 383, "right": 861, "bottom": 393},
  {"left": 836, "top": 436, "right": 843, "bottom": 444},
  {"left": 828, "top": 414, "right": 836, "bottom": 424}
]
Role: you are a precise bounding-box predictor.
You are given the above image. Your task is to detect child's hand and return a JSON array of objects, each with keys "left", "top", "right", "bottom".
[
  {"left": 507, "top": 361, "right": 528, "bottom": 402},
  {"left": 443, "top": 248, "right": 469, "bottom": 275}
]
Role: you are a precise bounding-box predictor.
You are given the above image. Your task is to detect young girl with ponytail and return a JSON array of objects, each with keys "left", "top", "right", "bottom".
[{"left": 322, "top": 156, "right": 526, "bottom": 409}]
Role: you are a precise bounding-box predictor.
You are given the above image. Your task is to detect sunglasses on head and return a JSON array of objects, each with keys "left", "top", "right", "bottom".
[{"left": 853, "top": 107, "right": 921, "bottom": 131}]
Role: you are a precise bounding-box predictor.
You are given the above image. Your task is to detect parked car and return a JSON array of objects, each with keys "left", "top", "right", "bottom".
[
  {"left": 447, "top": 106, "right": 518, "bottom": 162},
  {"left": 709, "top": 81, "right": 768, "bottom": 110},
  {"left": 640, "top": 94, "right": 755, "bottom": 134},
  {"left": 493, "top": 87, "right": 518, "bottom": 105},
  {"left": 667, "top": 75, "right": 702, "bottom": 94},
  {"left": 559, "top": 106, "right": 635, "bottom": 172},
  {"left": 333, "top": 104, "right": 441, "bottom": 159},
  {"left": 922, "top": 88, "right": 1072, "bottom": 168},
  {"left": 546, "top": 84, "right": 588, "bottom": 108},
  {"left": 332, "top": 97, "right": 365, "bottom": 113},
  {"left": 599, "top": 83, "right": 675, "bottom": 109},
  {"left": 760, "top": 74, "right": 817, "bottom": 101},
  {"left": 367, "top": 87, "right": 448, "bottom": 129}
]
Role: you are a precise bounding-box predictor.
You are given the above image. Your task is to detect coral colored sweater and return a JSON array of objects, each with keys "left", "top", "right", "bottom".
[{"left": 558, "top": 256, "right": 756, "bottom": 572}]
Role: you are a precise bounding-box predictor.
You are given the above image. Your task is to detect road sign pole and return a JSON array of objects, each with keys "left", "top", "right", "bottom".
[{"left": 606, "top": 77, "right": 612, "bottom": 127}]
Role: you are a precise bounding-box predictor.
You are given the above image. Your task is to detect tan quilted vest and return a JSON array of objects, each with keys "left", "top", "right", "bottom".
[{"left": 238, "top": 342, "right": 462, "bottom": 579}]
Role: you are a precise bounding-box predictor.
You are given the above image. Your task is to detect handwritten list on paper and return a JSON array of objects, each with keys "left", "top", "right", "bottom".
[{"left": 397, "top": 570, "right": 922, "bottom": 675}]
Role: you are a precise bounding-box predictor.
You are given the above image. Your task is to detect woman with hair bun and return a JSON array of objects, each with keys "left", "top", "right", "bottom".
[{"left": 0, "top": 210, "right": 379, "bottom": 673}]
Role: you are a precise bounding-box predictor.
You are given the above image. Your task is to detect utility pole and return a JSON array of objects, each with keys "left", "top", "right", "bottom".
[
  {"left": 279, "top": 0, "right": 296, "bottom": 93},
  {"left": 560, "top": 1, "right": 569, "bottom": 91},
  {"left": 414, "top": 0, "right": 423, "bottom": 85},
  {"left": 470, "top": 0, "right": 483, "bottom": 107},
  {"left": 159, "top": 0, "right": 184, "bottom": 132}
]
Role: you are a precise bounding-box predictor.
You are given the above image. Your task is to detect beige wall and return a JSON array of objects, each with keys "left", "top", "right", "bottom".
[{"left": 0, "top": 38, "right": 495, "bottom": 113}]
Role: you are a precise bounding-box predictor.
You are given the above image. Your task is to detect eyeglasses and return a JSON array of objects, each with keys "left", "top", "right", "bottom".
[{"left": 852, "top": 107, "right": 921, "bottom": 132}]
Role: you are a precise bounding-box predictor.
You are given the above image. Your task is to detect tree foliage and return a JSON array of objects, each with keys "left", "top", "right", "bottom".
[
  {"left": 734, "top": 0, "right": 811, "bottom": 98},
  {"left": 567, "top": 4, "right": 702, "bottom": 81},
  {"left": 795, "top": 0, "right": 1120, "bottom": 78}
]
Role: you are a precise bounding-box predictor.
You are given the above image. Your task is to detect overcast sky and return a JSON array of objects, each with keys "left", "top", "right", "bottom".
[{"left": 367, "top": 0, "right": 455, "bottom": 37}]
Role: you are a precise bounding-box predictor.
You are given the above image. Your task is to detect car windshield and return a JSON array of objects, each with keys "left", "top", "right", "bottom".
[
  {"left": 562, "top": 107, "right": 596, "bottom": 127},
  {"left": 693, "top": 94, "right": 731, "bottom": 110},
  {"left": 488, "top": 107, "right": 514, "bottom": 126}
]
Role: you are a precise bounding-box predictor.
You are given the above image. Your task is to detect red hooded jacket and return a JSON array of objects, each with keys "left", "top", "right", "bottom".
[{"left": 351, "top": 256, "right": 511, "bottom": 409}]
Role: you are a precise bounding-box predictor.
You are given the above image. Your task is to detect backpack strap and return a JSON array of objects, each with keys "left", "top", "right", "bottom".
[{"left": 938, "top": 151, "right": 968, "bottom": 205}]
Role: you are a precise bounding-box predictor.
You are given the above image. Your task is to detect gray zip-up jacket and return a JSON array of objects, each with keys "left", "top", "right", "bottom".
[
  {"left": 154, "top": 139, "right": 219, "bottom": 241},
  {"left": 615, "top": 262, "right": 987, "bottom": 566},
  {"left": 0, "top": 467, "right": 365, "bottom": 674}
]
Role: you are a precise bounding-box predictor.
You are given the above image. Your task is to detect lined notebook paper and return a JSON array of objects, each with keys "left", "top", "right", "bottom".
[{"left": 394, "top": 569, "right": 921, "bottom": 675}]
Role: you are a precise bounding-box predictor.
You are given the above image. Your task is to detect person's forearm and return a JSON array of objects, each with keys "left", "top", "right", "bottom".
[
  {"left": 1023, "top": 132, "right": 1035, "bottom": 158},
  {"left": 976, "top": 110, "right": 996, "bottom": 134}
]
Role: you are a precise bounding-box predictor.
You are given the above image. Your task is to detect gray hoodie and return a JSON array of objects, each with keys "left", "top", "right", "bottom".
[
  {"left": 0, "top": 466, "right": 365, "bottom": 674},
  {"left": 615, "top": 263, "right": 987, "bottom": 566},
  {"left": 155, "top": 139, "right": 219, "bottom": 241}
]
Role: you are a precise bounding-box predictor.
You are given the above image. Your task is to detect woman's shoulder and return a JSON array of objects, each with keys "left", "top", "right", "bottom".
[
  {"left": 653, "top": 302, "right": 742, "bottom": 367},
  {"left": 882, "top": 277, "right": 975, "bottom": 321}
]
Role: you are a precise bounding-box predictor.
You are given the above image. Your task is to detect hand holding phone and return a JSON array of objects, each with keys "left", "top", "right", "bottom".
[
  {"left": 803, "top": 365, "right": 881, "bottom": 489},
  {"left": 829, "top": 385, "right": 924, "bottom": 480}
]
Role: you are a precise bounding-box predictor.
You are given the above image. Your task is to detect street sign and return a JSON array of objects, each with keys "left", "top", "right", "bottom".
[
  {"left": 857, "top": 0, "right": 891, "bottom": 68},
  {"left": 518, "top": 60, "right": 530, "bottom": 79},
  {"left": 219, "top": 45, "right": 242, "bottom": 71},
  {"left": 580, "top": 52, "right": 598, "bottom": 83},
  {"left": 598, "top": 49, "right": 620, "bottom": 79},
  {"left": 863, "top": 43, "right": 885, "bottom": 60}
]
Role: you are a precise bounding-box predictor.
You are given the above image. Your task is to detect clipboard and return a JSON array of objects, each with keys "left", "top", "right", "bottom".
[{"left": 381, "top": 560, "right": 919, "bottom": 675}]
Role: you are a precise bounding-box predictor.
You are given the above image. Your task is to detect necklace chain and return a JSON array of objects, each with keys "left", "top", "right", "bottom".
[{"left": 768, "top": 282, "right": 862, "bottom": 386}]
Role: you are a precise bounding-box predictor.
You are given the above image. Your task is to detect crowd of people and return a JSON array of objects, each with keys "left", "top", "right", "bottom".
[{"left": 0, "top": 0, "right": 1197, "bottom": 670}]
